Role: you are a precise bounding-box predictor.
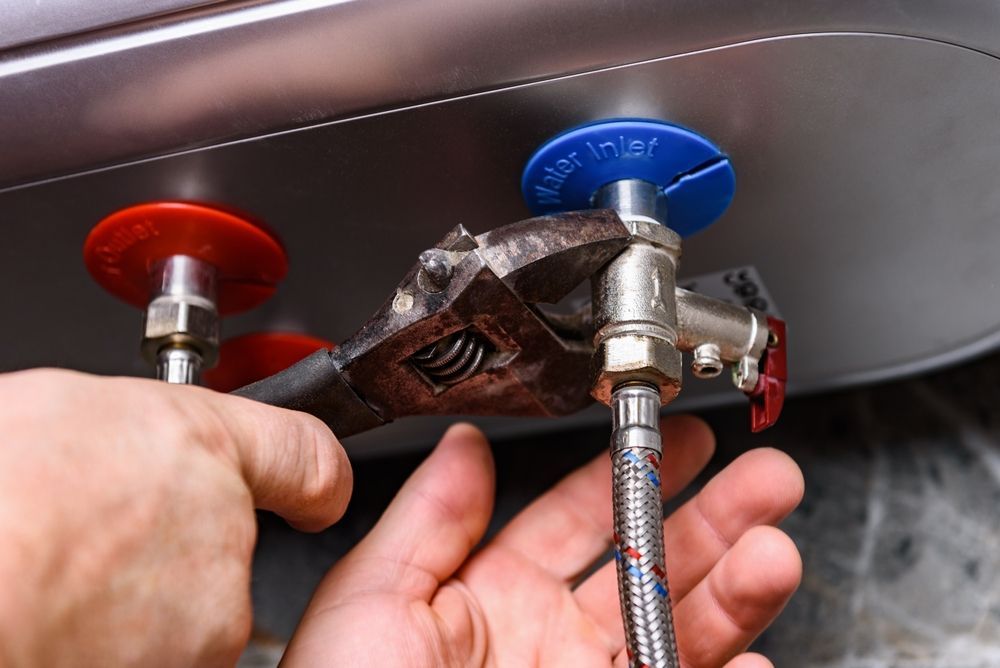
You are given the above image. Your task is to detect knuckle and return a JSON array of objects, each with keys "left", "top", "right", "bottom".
[
  {"left": 0, "top": 367, "right": 74, "bottom": 394},
  {"left": 224, "top": 605, "right": 253, "bottom": 649},
  {"left": 203, "top": 595, "right": 252, "bottom": 665},
  {"left": 732, "top": 526, "right": 802, "bottom": 601},
  {"left": 0, "top": 368, "right": 93, "bottom": 419},
  {"left": 297, "top": 418, "right": 352, "bottom": 516}
]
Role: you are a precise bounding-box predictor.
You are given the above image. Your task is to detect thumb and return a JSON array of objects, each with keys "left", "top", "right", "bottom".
[{"left": 200, "top": 389, "right": 353, "bottom": 532}]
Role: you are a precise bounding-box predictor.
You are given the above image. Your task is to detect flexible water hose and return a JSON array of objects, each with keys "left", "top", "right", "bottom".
[{"left": 611, "top": 384, "right": 679, "bottom": 668}]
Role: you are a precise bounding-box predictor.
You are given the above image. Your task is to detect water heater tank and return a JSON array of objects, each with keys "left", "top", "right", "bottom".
[{"left": 2, "top": 0, "right": 998, "bottom": 451}]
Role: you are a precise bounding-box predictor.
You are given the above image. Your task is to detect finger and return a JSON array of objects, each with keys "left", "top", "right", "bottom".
[
  {"left": 490, "top": 416, "right": 715, "bottom": 584},
  {"left": 315, "top": 423, "right": 495, "bottom": 603},
  {"left": 193, "top": 388, "right": 353, "bottom": 532},
  {"left": 724, "top": 653, "right": 774, "bottom": 668},
  {"left": 669, "top": 526, "right": 801, "bottom": 668},
  {"left": 658, "top": 447, "right": 803, "bottom": 601},
  {"left": 574, "top": 448, "right": 803, "bottom": 645}
]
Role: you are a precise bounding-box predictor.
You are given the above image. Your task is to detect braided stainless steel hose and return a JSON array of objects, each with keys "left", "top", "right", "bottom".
[{"left": 611, "top": 383, "right": 679, "bottom": 668}]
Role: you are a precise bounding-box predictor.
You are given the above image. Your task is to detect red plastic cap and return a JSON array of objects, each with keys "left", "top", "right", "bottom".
[
  {"left": 204, "top": 332, "right": 334, "bottom": 393},
  {"left": 749, "top": 316, "right": 788, "bottom": 433},
  {"left": 83, "top": 201, "right": 288, "bottom": 315}
]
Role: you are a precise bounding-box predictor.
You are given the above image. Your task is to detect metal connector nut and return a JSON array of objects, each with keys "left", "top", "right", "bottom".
[
  {"left": 591, "top": 334, "right": 682, "bottom": 406},
  {"left": 141, "top": 296, "right": 219, "bottom": 366}
]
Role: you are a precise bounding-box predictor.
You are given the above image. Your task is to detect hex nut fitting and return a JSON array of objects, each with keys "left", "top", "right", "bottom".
[
  {"left": 626, "top": 218, "right": 681, "bottom": 252},
  {"left": 591, "top": 334, "right": 683, "bottom": 406},
  {"left": 141, "top": 296, "right": 220, "bottom": 366}
]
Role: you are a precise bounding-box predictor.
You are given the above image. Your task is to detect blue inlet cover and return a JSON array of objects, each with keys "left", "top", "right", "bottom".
[{"left": 521, "top": 119, "right": 736, "bottom": 237}]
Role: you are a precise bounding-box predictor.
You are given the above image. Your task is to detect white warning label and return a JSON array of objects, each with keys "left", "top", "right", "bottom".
[{"left": 678, "top": 266, "right": 781, "bottom": 318}]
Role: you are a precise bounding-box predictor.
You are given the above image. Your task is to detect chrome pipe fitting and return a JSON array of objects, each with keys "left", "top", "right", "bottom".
[
  {"left": 593, "top": 179, "right": 669, "bottom": 228},
  {"left": 141, "top": 255, "right": 220, "bottom": 385},
  {"left": 590, "top": 179, "right": 683, "bottom": 406},
  {"left": 156, "top": 346, "right": 205, "bottom": 384},
  {"left": 610, "top": 383, "right": 663, "bottom": 454}
]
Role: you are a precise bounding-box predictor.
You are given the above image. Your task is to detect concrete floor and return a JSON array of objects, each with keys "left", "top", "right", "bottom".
[{"left": 243, "top": 351, "right": 1000, "bottom": 667}]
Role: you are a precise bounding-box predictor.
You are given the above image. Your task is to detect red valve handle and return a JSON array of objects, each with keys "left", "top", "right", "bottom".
[{"left": 748, "top": 316, "right": 787, "bottom": 433}]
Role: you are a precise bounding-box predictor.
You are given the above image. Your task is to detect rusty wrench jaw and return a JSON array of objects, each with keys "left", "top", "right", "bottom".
[{"left": 234, "top": 210, "right": 632, "bottom": 437}]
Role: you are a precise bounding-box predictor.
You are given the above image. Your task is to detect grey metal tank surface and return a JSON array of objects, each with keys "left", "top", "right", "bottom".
[
  {"left": 0, "top": 0, "right": 228, "bottom": 51},
  {"left": 2, "top": 1, "right": 1000, "bottom": 451}
]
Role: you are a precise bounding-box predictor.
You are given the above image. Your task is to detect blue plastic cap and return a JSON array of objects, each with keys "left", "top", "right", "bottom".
[{"left": 521, "top": 119, "right": 736, "bottom": 237}]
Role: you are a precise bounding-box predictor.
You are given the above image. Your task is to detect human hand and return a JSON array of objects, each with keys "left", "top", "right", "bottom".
[
  {"left": 283, "top": 418, "right": 803, "bottom": 668},
  {"left": 0, "top": 369, "right": 352, "bottom": 667}
]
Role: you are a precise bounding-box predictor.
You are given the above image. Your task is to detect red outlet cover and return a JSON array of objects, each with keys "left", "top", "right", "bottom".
[{"left": 83, "top": 201, "right": 288, "bottom": 315}]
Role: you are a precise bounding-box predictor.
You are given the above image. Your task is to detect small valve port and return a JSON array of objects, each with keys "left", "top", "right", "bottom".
[{"left": 691, "top": 343, "right": 724, "bottom": 379}]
